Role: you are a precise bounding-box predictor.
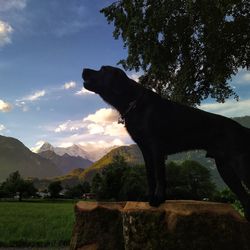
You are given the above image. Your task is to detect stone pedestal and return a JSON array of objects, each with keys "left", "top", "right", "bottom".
[{"left": 70, "top": 201, "right": 250, "bottom": 250}]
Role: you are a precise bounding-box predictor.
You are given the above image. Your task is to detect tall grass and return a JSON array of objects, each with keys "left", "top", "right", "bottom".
[{"left": 0, "top": 200, "right": 75, "bottom": 247}]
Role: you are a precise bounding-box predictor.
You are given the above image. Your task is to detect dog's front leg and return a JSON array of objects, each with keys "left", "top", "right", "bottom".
[
  {"left": 137, "top": 144, "right": 156, "bottom": 204},
  {"left": 151, "top": 149, "right": 166, "bottom": 206}
]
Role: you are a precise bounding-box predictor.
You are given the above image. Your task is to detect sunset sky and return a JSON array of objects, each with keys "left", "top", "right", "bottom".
[{"left": 0, "top": 0, "right": 250, "bottom": 151}]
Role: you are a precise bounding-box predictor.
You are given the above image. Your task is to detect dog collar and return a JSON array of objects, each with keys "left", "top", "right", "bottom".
[
  {"left": 118, "top": 92, "right": 145, "bottom": 124},
  {"left": 118, "top": 100, "right": 137, "bottom": 124}
]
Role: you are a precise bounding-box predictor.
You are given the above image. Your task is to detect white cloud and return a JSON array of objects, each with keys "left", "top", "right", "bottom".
[
  {"left": 21, "top": 90, "right": 46, "bottom": 102},
  {"left": 15, "top": 90, "right": 46, "bottom": 112},
  {"left": 129, "top": 73, "right": 141, "bottom": 82},
  {"left": 84, "top": 108, "right": 119, "bottom": 124},
  {"left": 15, "top": 101, "right": 29, "bottom": 112},
  {"left": 79, "top": 138, "right": 124, "bottom": 151},
  {"left": 0, "top": 0, "right": 27, "bottom": 11},
  {"left": 39, "top": 108, "right": 133, "bottom": 160},
  {"left": 0, "top": 124, "right": 5, "bottom": 131},
  {"left": 63, "top": 81, "right": 76, "bottom": 90},
  {"left": 242, "top": 73, "right": 250, "bottom": 82},
  {"left": 54, "top": 119, "right": 85, "bottom": 133},
  {"left": 0, "top": 20, "right": 13, "bottom": 47},
  {"left": 234, "top": 71, "right": 250, "bottom": 85},
  {"left": 75, "top": 87, "right": 94, "bottom": 96},
  {"left": 87, "top": 123, "right": 105, "bottom": 135},
  {"left": 53, "top": 108, "right": 130, "bottom": 150},
  {"left": 104, "top": 122, "right": 127, "bottom": 137},
  {"left": 201, "top": 99, "right": 250, "bottom": 117},
  {"left": 54, "top": 108, "right": 128, "bottom": 137},
  {"left": 0, "top": 99, "right": 12, "bottom": 112}
]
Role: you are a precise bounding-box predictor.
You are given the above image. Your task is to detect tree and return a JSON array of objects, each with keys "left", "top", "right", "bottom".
[
  {"left": 166, "top": 160, "right": 217, "bottom": 200},
  {"left": 91, "top": 173, "right": 104, "bottom": 199},
  {"left": 65, "top": 182, "right": 91, "bottom": 199},
  {"left": 1, "top": 171, "right": 37, "bottom": 201},
  {"left": 48, "top": 181, "right": 62, "bottom": 198},
  {"left": 120, "top": 165, "right": 148, "bottom": 201},
  {"left": 101, "top": 0, "right": 250, "bottom": 106},
  {"left": 98, "top": 155, "right": 128, "bottom": 200}
]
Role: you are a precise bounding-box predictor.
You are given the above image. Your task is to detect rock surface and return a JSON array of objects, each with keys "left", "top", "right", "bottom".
[{"left": 70, "top": 200, "right": 250, "bottom": 250}]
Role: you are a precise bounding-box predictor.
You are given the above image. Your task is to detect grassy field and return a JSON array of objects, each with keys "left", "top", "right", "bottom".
[{"left": 0, "top": 200, "right": 76, "bottom": 247}]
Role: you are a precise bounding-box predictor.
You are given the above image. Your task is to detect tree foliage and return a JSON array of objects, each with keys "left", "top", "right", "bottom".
[
  {"left": 91, "top": 155, "right": 217, "bottom": 202},
  {"left": 0, "top": 171, "right": 37, "bottom": 201},
  {"left": 65, "top": 181, "right": 90, "bottom": 199},
  {"left": 48, "top": 181, "right": 62, "bottom": 198},
  {"left": 166, "top": 160, "right": 217, "bottom": 199},
  {"left": 92, "top": 155, "right": 148, "bottom": 201},
  {"left": 101, "top": 0, "right": 250, "bottom": 105}
]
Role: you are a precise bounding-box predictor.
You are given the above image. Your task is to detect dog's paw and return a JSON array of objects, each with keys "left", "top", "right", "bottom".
[{"left": 149, "top": 196, "right": 165, "bottom": 207}]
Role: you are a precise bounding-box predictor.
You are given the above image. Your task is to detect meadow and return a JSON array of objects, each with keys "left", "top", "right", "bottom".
[{"left": 0, "top": 200, "right": 76, "bottom": 247}]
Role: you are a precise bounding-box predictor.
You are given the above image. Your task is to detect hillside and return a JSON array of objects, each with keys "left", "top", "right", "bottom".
[
  {"left": 79, "top": 144, "right": 224, "bottom": 188},
  {"left": 233, "top": 116, "right": 250, "bottom": 128},
  {"left": 79, "top": 144, "right": 143, "bottom": 182},
  {"left": 0, "top": 135, "right": 62, "bottom": 181},
  {"left": 38, "top": 150, "right": 93, "bottom": 174}
]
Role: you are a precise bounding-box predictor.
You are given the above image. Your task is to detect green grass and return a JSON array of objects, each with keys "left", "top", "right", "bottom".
[{"left": 0, "top": 200, "right": 76, "bottom": 247}]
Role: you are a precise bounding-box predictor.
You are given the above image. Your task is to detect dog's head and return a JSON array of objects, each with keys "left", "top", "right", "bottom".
[{"left": 82, "top": 66, "right": 130, "bottom": 96}]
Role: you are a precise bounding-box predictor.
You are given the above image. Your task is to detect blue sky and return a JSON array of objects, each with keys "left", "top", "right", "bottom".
[{"left": 0, "top": 0, "right": 250, "bottom": 151}]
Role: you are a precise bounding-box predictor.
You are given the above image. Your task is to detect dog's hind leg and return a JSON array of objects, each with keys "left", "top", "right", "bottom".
[
  {"left": 215, "top": 157, "right": 250, "bottom": 221},
  {"left": 238, "top": 153, "right": 250, "bottom": 192}
]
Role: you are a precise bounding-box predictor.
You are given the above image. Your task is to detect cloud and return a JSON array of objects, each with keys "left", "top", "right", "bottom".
[
  {"left": 242, "top": 73, "right": 250, "bottom": 82},
  {"left": 15, "top": 90, "right": 46, "bottom": 112},
  {"left": 0, "top": 99, "right": 12, "bottom": 112},
  {"left": 234, "top": 70, "right": 250, "bottom": 85},
  {"left": 201, "top": 99, "right": 250, "bottom": 117},
  {"left": 87, "top": 123, "right": 105, "bottom": 135},
  {"left": 75, "top": 87, "right": 94, "bottom": 96},
  {"left": 0, "top": 0, "right": 27, "bottom": 11},
  {"left": 63, "top": 81, "right": 76, "bottom": 90},
  {"left": 54, "top": 120, "right": 81, "bottom": 133},
  {"left": 84, "top": 108, "right": 120, "bottom": 124},
  {"left": 0, "top": 124, "right": 6, "bottom": 131},
  {"left": 39, "top": 108, "right": 133, "bottom": 160},
  {"left": 129, "top": 73, "right": 141, "bottom": 82},
  {"left": 21, "top": 90, "right": 46, "bottom": 102},
  {"left": 0, "top": 20, "right": 13, "bottom": 47},
  {"left": 53, "top": 108, "right": 129, "bottom": 141}
]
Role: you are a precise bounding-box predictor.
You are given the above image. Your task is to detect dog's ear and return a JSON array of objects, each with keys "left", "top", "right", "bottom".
[{"left": 109, "top": 69, "right": 130, "bottom": 95}]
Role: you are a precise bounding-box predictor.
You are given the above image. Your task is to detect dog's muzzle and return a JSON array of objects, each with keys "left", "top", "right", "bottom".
[{"left": 82, "top": 68, "right": 100, "bottom": 92}]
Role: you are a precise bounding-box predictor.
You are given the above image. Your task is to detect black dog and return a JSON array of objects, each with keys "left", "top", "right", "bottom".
[{"left": 82, "top": 65, "right": 250, "bottom": 221}]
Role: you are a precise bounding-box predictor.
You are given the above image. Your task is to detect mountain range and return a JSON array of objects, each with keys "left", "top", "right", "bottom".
[
  {"left": 0, "top": 135, "right": 62, "bottom": 181},
  {"left": 38, "top": 150, "right": 93, "bottom": 174},
  {"left": 0, "top": 139, "right": 117, "bottom": 182},
  {"left": 33, "top": 142, "right": 116, "bottom": 162},
  {"left": 1, "top": 115, "right": 250, "bottom": 188}
]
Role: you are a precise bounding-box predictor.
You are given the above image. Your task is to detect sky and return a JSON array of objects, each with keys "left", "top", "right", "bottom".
[{"left": 0, "top": 0, "right": 250, "bottom": 151}]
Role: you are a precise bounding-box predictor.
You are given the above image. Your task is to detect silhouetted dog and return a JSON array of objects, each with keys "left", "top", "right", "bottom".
[{"left": 82, "top": 65, "right": 250, "bottom": 221}]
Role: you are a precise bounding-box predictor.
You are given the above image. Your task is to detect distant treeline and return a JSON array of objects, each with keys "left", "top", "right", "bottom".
[{"left": 0, "top": 155, "right": 242, "bottom": 213}]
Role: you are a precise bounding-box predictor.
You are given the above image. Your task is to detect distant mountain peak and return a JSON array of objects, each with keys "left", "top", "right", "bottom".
[
  {"left": 31, "top": 141, "right": 121, "bottom": 162},
  {"left": 39, "top": 142, "right": 54, "bottom": 151}
]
